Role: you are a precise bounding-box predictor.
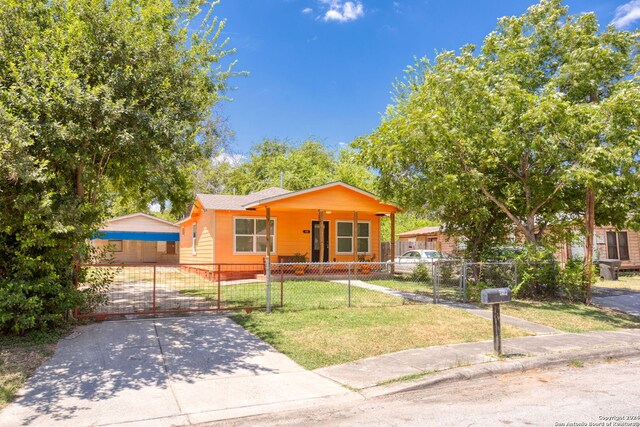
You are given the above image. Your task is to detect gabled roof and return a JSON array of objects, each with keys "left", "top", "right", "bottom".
[
  {"left": 104, "top": 212, "right": 178, "bottom": 227},
  {"left": 397, "top": 226, "right": 441, "bottom": 237},
  {"left": 242, "top": 181, "right": 399, "bottom": 211},
  {"left": 195, "top": 187, "right": 292, "bottom": 211}
]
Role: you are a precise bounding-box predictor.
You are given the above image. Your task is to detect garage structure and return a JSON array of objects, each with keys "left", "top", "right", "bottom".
[{"left": 91, "top": 213, "right": 179, "bottom": 264}]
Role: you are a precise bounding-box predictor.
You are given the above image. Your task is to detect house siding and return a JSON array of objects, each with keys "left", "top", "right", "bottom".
[
  {"left": 179, "top": 210, "right": 215, "bottom": 265},
  {"left": 595, "top": 227, "right": 640, "bottom": 269},
  {"left": 92, "top": 239, "right": 178, "bottom": 264},
  {"left": 103, "top": 216, "right": 178, "bottom": 233},
  {"left": 209, "top": 210, "right": 381, "bottom": 264}
]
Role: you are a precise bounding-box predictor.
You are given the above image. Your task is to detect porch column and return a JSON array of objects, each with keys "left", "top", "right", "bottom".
[
  {"left": 318, "top": 209, "right": 324, "bottom": 263},
  {"left": 353, "top": 211, "right": 358, "bottom": 262},
  {"left": 265, "top": 207, "right": 271, "bottom": 312},
  {"left": 265, "top": 207, "right": 271, "bottom": 261},
  {"left": 390, "top": 212, "right": 395, "bottom": 274}
]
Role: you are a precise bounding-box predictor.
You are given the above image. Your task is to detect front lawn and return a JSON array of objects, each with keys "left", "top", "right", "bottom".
[
  {"left": 368, "top": 278, "right": 462, "bottom": 302},
  {"left": 0, "top": 328, "right": 68, "bottom": 409},
  {"left": 233, "top": 305, "right": 530, "bottom": 369},
  {"left": 500, "top": 300, "right": 640, "bottom": 333},
  {"left": 180, "top": 279, "right": 406, "bottom": 310},
  {"left": 595, "top": 275, "right": 640, "bottom": 292}
]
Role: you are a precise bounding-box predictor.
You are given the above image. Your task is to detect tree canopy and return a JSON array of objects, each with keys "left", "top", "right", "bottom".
[
  {"left": 194, "top": 138, "right": 376, "bottom": 197},
  {"left": 356, "top": 0, "right": 640, "bottom": 265},
  {"left": 0, "top": 0, "right": 233, "bottom": 332}
]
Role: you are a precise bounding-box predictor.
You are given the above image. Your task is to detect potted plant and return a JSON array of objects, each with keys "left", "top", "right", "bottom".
[
  {"left": 358, "top": 254, "right": 376, "bottom": 274},
  {"left": 292, "top": 252, "right": 308, "bottom": 275}
]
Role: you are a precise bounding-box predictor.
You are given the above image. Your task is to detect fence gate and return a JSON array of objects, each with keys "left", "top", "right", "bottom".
[{"left": 76, "top": 263, "right": 281, "bottom": 319}]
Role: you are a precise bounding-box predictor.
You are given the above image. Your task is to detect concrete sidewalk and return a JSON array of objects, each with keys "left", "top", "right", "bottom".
[
  {"left": 315, "top": 329, "right": 640, "bottom": 391},
  {"left": 0, "top": 316, "right": 355, "bottom": 427}
]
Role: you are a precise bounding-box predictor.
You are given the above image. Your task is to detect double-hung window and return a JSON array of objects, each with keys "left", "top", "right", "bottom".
[
  {"left": 606, "top": 231, "right": 629, "bottom": 260},
  {"left": 234, "top": 218, "right": 275, "bottom": 253},
  {"left": 336, "top": 221, "right": 370, "bottom": 254}
]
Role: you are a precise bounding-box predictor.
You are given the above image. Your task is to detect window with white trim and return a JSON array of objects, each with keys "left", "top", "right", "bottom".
[
  {"left": 192, "top": 223, "right": 197, "bottom": 255},
  {"left": 234, "top": 218, "right": 275, "bottom": 253},
  {"left": 336, "top": 221, "right": 370, "bottom": 254}
]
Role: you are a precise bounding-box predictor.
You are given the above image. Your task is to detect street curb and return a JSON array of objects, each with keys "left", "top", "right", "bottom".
[{"left": 360, "top": 343, "right": 640, "bottom": 398}]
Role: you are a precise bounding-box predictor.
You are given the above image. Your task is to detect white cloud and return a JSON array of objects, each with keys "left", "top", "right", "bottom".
[
  {"left": 302, "top": 7, "right": 313, "bottom": 14},
  {"left": 320, "top": 0, "right": 364, "bottom": 23},
  {"left": 212, "top": 152, "right": 245, "bottom": 167},
  {"left": 612, "top": 0, "right": 640, "bottom": 28}
]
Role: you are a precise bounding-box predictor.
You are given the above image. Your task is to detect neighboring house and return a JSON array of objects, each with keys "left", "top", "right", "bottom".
[
  {"left": 178, "top": 182, "right": 399, "bottom": 268},
  {"left": 91, "top": 213, "right": 180, "bottom": 264},
  {"left": 558, "top": 226, "right": 640, "bottom": 271},
  {"left": 397, "top": 226, "right": 458, "bottom": 255},
  {"left": 398, "top": 223, "right": 640, "bottom": 271}
]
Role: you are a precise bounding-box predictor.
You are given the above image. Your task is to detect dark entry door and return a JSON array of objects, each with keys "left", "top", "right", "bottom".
[{"left": 311, "top": 221, "right": 330, "bottom": 262}]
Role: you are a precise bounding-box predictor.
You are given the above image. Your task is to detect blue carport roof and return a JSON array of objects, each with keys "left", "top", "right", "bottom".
[{"left": 91, "top": 231, "right": 179, "bottom": 242}]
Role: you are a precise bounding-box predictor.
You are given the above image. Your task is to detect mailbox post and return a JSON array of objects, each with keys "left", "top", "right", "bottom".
[{"left": 480, "top": 288, "right": 512, "bottom": 355}]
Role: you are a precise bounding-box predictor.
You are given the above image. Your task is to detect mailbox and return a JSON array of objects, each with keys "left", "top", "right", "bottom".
[{"left": 481, "top": 288, "right": 512, "bottom": 305}]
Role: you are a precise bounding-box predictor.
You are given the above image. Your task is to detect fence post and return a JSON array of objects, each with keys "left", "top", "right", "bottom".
[
  {"left": 217, "top": 264, "right": 221, "bottom": 311},
  {"left": 152, "top": 265, "right": 157, "bottom": 313},
  {"left": 432, "top": 261, "right": 438, "bottom": 304},
  {"left": 280, "top": 265, "right": 284, "bottom": 307},
  {"left": 348, "top": 263, "right": 352, "bottom": 308},
  {"left": 513, "top": 261, "right": 518, "bottom": 289},
  {"left": 462, "top": 260, "right": 467, "bottom": 303},
  {"left": 266, "top": 257, "right": 272, "bottom": 313}
]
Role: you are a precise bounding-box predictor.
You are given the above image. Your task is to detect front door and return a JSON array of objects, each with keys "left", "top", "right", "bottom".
[
  {"left": 311, "top": 221, "right": 329, "bottom": 262},
  {"left": 142, "top": 241, "right": 157, "bottom": 263}
]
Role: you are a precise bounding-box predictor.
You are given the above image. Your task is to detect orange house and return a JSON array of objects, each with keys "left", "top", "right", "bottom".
[{"left": 177, "top": 182, "right": 399, "bottom": 269}]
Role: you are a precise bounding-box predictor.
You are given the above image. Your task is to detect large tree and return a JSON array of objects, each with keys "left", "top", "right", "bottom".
[
  {"left": 0, "top": 0, "right": 233, "bottom": 331},
  {"left": 356, "top": 0, "right": 640, "bottom": 299},
  {"left": 219, "top": 138, "right": 376, "bottom": 195}
]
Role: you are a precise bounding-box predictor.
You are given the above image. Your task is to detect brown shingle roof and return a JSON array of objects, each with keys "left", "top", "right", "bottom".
[
  {"left": 196, "top": 187, "right": 292, "bottom": 211},
  {"left": 397, "top": 226, "right": 441, "bottom": 237}
]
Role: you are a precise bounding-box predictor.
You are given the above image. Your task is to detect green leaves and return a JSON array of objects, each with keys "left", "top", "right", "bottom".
[
  {"left": 0, "top": 0, "right": 234, "bottom": 331},
  {"left": 357, "top": 0, "right": 640, "bottom": 260}
]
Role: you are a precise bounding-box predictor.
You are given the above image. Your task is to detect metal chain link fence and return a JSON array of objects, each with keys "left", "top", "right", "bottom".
[{"left": 78, "top": 260, "right": 558, "bottom": 318}]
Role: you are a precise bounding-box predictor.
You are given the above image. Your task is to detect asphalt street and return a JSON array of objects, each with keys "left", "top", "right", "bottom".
[{"left": 213, "top": 356, "right": 640, "bottom": 426}]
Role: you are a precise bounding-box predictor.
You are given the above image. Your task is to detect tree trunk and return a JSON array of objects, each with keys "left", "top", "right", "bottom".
[
  {"left": 72, "top": 165, "right": 84, "bottom": 289},
  {"left": 583, "top": 186, "right": 595, "bottom": 305}
]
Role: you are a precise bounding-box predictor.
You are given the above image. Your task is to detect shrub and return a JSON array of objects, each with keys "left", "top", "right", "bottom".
[
  {"left": 410, "top": 262, "right": 432, "bottom": 284},
  {"left": 465, "top": 280, "right": 491, "bottom": 303},
  {"left": 558, "top": 259, "right": 587, "bottom": 302},
  {"left": 512, "top": 247, "right": 559, "bottom": 299},
  {"left": 0, "top": 279, "right": 81, "bottom": 334}
]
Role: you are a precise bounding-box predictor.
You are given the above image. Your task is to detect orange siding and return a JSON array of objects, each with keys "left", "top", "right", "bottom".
[
  {"left": 211, "top": 210, "right": 381, "bottom": 264},
  {"left": 179, "top": 210, "right": 214, "bottom": 265}
]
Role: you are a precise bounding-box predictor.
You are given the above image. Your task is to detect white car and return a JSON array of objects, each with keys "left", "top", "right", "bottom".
[{"left": 389, "top": 250, "right": 449, "bottom": 274}]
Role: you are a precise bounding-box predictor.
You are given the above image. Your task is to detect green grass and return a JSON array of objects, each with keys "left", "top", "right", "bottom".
[
  {"left": 233, "top": 305, "right": 531, "bottom": 370},
  {"left": 500, "top": 300, "right": 640, "bottom": 333},
  {"left": 568, "top": 359, "right": 584, "bottom": 368},
  {"left": 0, "top": 327, "right": 69, "bottom": 409},
  {"left": 595, "top": 275, "right": 640, "bottom": 292},
  {"left": 368, "top": 278, "right": 463, "bottom": 302},
  {"left": 179, "top": 280, "right": 406, "bottom": 310}
]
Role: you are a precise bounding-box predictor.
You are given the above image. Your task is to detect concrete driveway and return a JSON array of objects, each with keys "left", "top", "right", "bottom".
[
  {"left": 593, "top": 287, "right": 640, "bottom": 317},
  {"left": 0, "top": 316, "right": 355, "bottom": 427}
]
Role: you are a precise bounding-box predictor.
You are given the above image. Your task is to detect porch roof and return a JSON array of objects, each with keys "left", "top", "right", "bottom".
[{"left": 243, "top": 182, "right": 399, "bottom": 214}]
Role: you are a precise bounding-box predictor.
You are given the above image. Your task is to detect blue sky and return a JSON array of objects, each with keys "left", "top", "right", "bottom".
[{"left": 209, "top": 0, "right": 640, "bottom": 155}]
